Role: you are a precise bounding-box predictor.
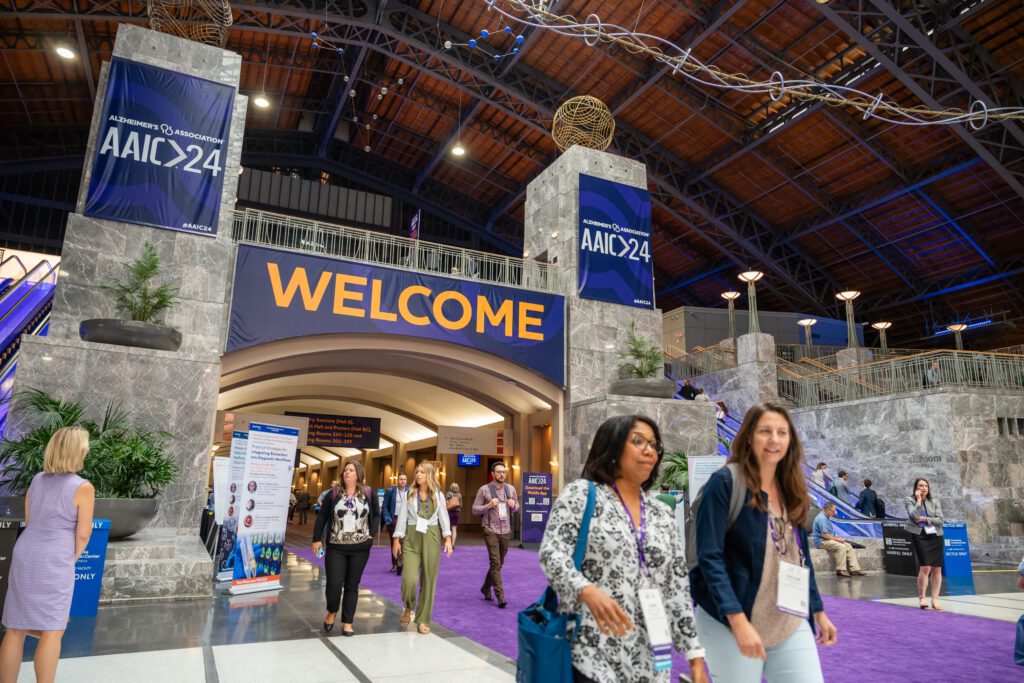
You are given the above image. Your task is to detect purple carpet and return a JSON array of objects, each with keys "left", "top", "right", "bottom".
[{"left": 288, "top": 542, "right": 1021, "bottom": 681}]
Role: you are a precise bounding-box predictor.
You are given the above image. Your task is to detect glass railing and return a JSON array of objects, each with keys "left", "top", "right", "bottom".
[
  {"left": 230, "top": 208, "right": 572, "bottom": 296},
  {"left": 784, "top": 350, "right": 1024, "bottom": 407}
]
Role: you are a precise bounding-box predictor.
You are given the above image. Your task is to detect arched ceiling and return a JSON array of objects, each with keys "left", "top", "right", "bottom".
[{"left": 3, "top": 0, "right": 1024, "bottom": 348}]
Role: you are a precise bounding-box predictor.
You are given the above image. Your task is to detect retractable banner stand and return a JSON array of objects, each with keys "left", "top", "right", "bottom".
[
  {"left": 70, "top": 519, "right": 111, "bottom": 618},
  {"left": 230, "top": 423, "right": 298, "bottom": 595},
  {"left": 520, "top": 473, "right": 552, "bottom": 549},
  {"left": 942, "top": 522, "right": 973, "bottom": 578},
  {"left": 215, "top": 431, "right": 248, "bottom": 581},
  {"left": 0, "top": 519, "right": 21, "bottom": 618},
  {"left": 882, "top": 521, "right": 918, "bottom": 576}
]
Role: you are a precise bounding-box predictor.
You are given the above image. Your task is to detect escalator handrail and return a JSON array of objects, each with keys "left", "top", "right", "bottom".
[
  {"left": 0, "top": 303, "right": 51, "bottom": 378},
  {"left": 0, "top": 260, "right": 59, "bottom": 327},
  {"left": 0, "top": 255, "right": 29, "bottom": 282}
]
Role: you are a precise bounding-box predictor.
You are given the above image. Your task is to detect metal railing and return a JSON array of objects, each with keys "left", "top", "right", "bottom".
[
  {"left": 777, "top": 343, "right": 932, "bottom": 368},
  {"left": 668, "top": 344, "right": 737, "bottom": 379},
  {"left": 230, "top": 208, "right": 572, "bottom": 295},
  {"left": 989, "top": 344, "right": 1024, "bottom": 356},
  {"left": 785, "top": 350, "right": 1024, "bottom": 407}
]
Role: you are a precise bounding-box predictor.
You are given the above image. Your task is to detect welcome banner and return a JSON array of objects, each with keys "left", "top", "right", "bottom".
[
  {"left": 227, "top": 245, "right": 566, "bottom": 386},
  {"left": 84, "top": 57, "right": 234, "bottom": 236},
  {"left": 577, "top": 173, "right": 654, "bottom": 308}
]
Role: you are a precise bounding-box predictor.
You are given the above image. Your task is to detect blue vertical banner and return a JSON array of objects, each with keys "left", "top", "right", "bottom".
[
  {"left": 942, "top": 522, "right": 972, "bottom": 578},
  {"left": 84, "top": 57, "right": 234, "bottom": 237},
  {"left": 520, "top": 473, "right": 552, "bottom": 548},
  {"left": 577, "top": 173, "right": 654, "bottom": 308},
  {"left": 70, "top": 519, "right": 111, "bottom": 618}
]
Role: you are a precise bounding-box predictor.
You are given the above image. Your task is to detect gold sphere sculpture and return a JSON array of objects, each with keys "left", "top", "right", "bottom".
[{"left": 551, "top": 95, "right": 615, "bottom": 153}]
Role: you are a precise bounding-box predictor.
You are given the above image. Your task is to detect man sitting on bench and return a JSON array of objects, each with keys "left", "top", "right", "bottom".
[{"left": 812, "top": 502, "right": 868, "bottom": 577}]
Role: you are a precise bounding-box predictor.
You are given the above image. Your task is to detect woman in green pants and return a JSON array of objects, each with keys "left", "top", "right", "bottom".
[{"left": 392, "top": 462, "right": 453, "bottom": 634}]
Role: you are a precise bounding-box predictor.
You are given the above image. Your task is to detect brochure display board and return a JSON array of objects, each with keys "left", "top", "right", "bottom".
[
  {"left": 229, "top": 423, "right": 298, "bottom": 594},
  {"left": 215, "top": 431, "right": 248, "bottom": 581}
]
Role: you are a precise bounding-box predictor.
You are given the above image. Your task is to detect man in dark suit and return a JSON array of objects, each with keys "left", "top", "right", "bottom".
[
  {"left": 381, "top": 472, "right": 408, "bottom": 574},
  {"left": 296, "top": 489, "right": 311, "bottom": 525},
  {"left": 855, "top": 479, "right": 879, "bottom": 517}
]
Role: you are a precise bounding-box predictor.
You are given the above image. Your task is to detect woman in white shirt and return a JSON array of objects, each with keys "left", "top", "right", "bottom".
[
  {"left": 539, "top": 415, "right": 707, "bottom": 682},
  {"left": 392, "top": 462, "right": 453, "bottom": 634}
]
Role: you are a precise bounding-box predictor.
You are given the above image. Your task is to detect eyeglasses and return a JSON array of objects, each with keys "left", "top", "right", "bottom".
[{"left": 629, "top": 433, "right": 663, "bottom": 455}]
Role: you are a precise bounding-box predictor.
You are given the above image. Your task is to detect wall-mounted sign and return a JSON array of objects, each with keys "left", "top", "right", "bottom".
[
  {"left": 84, "top": 57, "right": 234, "bottom": 237},
  {"left": 227, "top": 245, "right": 566, "bottom": 386},
  {"left": 437, "top": 426, "right": 511, "bottom": 456},
  {"left": 577, "top": 173, "right": 653, "bottom": 309},
  {"left": 285, "top": 412, "right": 381, "bottom": 449},
  {"left": 457, "top": 454, "right": 481, "bottom": 467}
]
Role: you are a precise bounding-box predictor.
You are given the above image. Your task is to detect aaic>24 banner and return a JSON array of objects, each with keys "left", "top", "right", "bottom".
[
  {"left": 84, "top": 57, "right": 234, "bottom": 237},
  {"left": 577, "top": 173, "right": 654, "bottom": 309}
]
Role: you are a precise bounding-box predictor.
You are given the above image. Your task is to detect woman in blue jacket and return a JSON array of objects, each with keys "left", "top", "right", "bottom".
[{"left": 691, "top": 402, "right": 837, "bottom": 682}]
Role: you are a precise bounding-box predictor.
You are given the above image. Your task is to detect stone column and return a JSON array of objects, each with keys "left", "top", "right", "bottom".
[
  {"left": 8, "top": 25, "right": 245, "bottom": 600},
  {"left": 524, "top": 146, "right": 716, "bottom": 480}
]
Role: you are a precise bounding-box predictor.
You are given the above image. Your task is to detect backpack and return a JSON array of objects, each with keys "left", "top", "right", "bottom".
[
  {"left": 875, "top": 497, "right": 886, "bottom": 519},
  {"left": 685, "top": 462, "right": 747, "bottom": 572},
  {"left": 827, "top": 481, "right": 837, "bottom": 497}
]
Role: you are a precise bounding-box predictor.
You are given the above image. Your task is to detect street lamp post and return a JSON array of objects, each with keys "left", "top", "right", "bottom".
[
  {"left": 797, "top": 318, "right": 817, "bottom": 355},
  {"left": 947, "top": 323, "right": 967, "bottom": 351},
  {"left": 737, "top": 271, "right": 764, "bottom": 335},
  {"left": 871, "top": 322, "right": 892, "bottom": 354},
  {"left": 835, "top": 290, "right": 862, "bottom": 349},
  {"left": 721, "top": 291, "right": 741, "bottom": 342}
]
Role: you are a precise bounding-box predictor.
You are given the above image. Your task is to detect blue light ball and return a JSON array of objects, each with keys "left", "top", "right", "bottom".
[
  {"left": 337, "top": 48, "right": 345, "bottom": 56},
  {"left": 494, "top": 54, "right": 501, "bottom": 61},
  {"left": 310, "top": 31, "right": 318, "bottom": 39},
  {"left": 513, "top": 48, "right": 520, "bottom": 55},
  {"left": 505, "top": 26, "right": 512, "bottom": 34},
  {"left": 312, "top": 41, "right": 319, "bottom": 49},
  {"left": 481, "top": 30, "right": 489, "bottom": 38},
  {"left": 516, "top": 35, "right": 524, "bottom": 44},
  {"left": 469, "top": 39, "right": 477, "bottom": 48}
]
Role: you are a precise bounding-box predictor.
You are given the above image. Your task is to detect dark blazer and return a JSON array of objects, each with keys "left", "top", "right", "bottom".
[
  {"left": 690, "top": 467, "right": 824, "bottom": 630},
  {"left": 313, "top": 486, "right": 381, "bottom": 544},
  {"left": 855, "top": 488, "right": 878, "bottom": 517},
  {"left": 381, "top": 485, "right": 406, "bottom": 526}
]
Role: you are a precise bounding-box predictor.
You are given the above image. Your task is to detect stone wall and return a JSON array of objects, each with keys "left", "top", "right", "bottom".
[
  {"left": 567, "top": 395, "right": 718, "bottom": 482},
  {"left": 686, "top": 334, "right": 779, "bottom": 419}
]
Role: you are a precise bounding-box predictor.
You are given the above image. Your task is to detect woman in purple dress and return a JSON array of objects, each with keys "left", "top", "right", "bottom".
[{"left": 0, "top": 427, "right": 94, "bottom": 683}]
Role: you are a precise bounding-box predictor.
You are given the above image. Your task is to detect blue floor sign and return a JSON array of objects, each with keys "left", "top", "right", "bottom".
[
  {"left": 70, "top": 519, "right": 111, "bottom": 618},
  {"left": 942, "top": 522, "right": 972, "bottom": 578}
]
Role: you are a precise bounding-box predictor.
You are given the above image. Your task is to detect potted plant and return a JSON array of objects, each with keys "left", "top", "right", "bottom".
[
  {"left": 80, "top": 242, "right": 182, "bottom": 351},
  {"left": 608, "top": 321, "right": 678, "bottom": 398},
  {"left": 657, "top": 448, "right": 689, "bottom": 492},
  {"left": 0, "top": 389, "right": 179, "bottom": 539}
]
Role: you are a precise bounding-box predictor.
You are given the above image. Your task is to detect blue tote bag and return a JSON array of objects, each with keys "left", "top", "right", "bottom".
[{"left": 516, "top": 481, "right": 596, "bottom": 683}]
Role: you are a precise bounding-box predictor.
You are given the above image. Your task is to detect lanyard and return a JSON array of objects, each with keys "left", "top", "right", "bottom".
[
  {"left": 610, "top": 484, "right": 650, "bottom": 576},
  {"left": 768, "top": 512, "right": 805, "bottom": 567}
]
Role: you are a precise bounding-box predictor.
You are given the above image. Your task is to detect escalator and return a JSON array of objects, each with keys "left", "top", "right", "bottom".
[{"left": 0, "top": 258, "right": 60, "bottom": 435}]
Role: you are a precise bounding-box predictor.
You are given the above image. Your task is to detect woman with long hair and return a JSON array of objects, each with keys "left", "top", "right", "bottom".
[
  {"left": 312, "top": 459, "right": 380, "bottom": 636},
  {"left": 905, "top": 478, "right": 945, "bottom": 610},
  {"left": 691, "top": 402, "right": 837, "bottom": 682},
  {"left": 0, "top": 427, "right": 95, "bottom": 683},
  {"left": 540, "top": 415, "right": 707, "bottom": 682},
  {"left": 392, "top": 462, "right": 453, "bottom": 634},
  {"left": 445, "top": 482, "right": 462, "bottom": 546}
]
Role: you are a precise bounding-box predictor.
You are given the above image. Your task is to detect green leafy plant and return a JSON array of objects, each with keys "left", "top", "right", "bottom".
[
  {"left": 0, "top": 389, "right": 178, "bottom": 498},
  {"left": 657, "top": 449, "right": 689, "bottom": 491},
  {"left": 100, "top": 242, "right": 180, "bottom": 325},
  {"left": 618, "top": 321, "right": 663, "bottom": 379}
]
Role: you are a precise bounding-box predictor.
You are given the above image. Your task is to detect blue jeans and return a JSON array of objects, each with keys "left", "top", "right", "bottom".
[{"left": 696, "top": 607, "right": 824, "bottom": 683}]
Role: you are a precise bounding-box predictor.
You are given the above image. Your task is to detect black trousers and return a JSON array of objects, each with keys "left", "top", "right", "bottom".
[{"left": 325, "top": 541, "right": 372, "bottom": 623}]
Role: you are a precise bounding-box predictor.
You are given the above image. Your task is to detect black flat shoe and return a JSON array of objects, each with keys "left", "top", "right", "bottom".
[
  {"left": 323, "top": 621, "right": 335, "bottom": 632},
  {"left": 342, "top": 630, "right": 354, "bottom": 637},
  {"left": 497, "top": 601, "right": 507, "bottom": 609}
]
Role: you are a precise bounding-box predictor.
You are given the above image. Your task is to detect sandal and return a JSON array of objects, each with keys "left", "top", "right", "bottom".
[
  {"left": 930, "top": 599, "right": 944, "bottom": 611},
  {"left": 417, "top": 623, "right": 431, "bottom": 635},
  {"left": 918, "top": 598, "right": 929, "bottom": 609},
  {"left": 400, "top": 609, "right": 412, "bottom": 627}
]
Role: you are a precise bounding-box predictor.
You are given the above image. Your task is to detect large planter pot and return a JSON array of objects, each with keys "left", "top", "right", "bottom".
[
  {"left": 0, "top": 497, "right": 157, "bottom": 539},
  {"left": 608, "top": 377, "right": 679, "bottom": 398},
  {"left": 80, "top": 319, "right": 182, "bottom": 352},
  {"left": 95, "top": 498, "right": 160, "bottom": 540}
]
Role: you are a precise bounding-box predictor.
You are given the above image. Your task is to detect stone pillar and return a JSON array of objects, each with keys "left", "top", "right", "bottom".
[
  {"left": 8, "top": 25, "right": 245, "bottom": 600},
  {"left": 524, "top": 146, "right": 717, "bottom": 481},
  {"left": 735, "top": 332, "right": 779, "bottom": 408}
]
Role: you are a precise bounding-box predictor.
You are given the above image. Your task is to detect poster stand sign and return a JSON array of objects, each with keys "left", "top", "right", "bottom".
[
  {"left": 215, "top": 431, "right": 248, "bottom": 581},
  {"left": 229, "top": 423, "right": 298, "bottom": 595},
  {"left": 687, "top": 455, "right": 727, "bottom": 497},
  {"left": 881, "top": 521, "right": 918, "bottom": 576},
  {"left": 942, "top": 522, "right": 972, "bottom": 578},
  {"left": 520, "top": 473, "right": 552, "bottom": 549},
  {"left": 70, "top": 519, "right": 111, "bottom": 618},
  {"left": 0, "top": 519, "right": 22, "bottom": 618}
]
